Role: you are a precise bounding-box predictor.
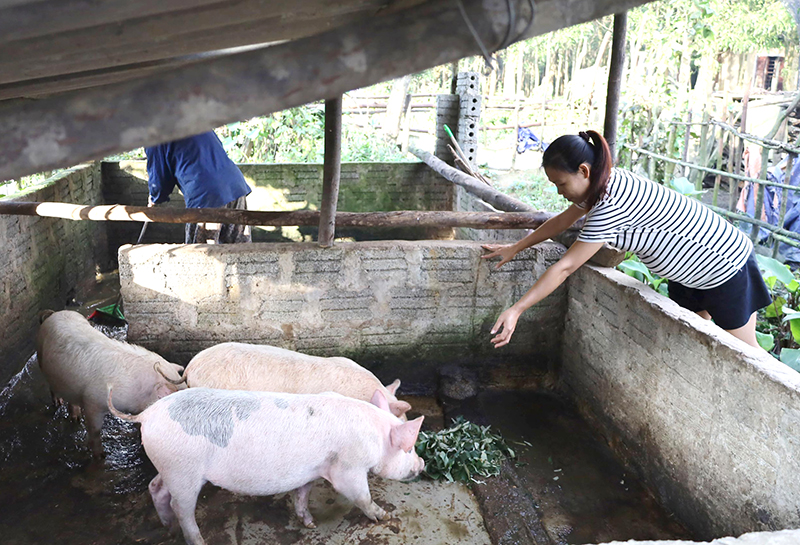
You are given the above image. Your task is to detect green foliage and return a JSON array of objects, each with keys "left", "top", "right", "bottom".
[
  {"left": 755, "top": 254, "right": 800, "bottom": 365},
  {"left": 415, "top": 417, "right": 515, "bottom": 484},
  {"left": 669, "top": 177, "right": 705, "bottom": 198},
  {"left": 495, "top": 169, "right": 571, "bottom": 212},
  {"left": 617, "top": 254, "right": 669, "bottom": 296}
]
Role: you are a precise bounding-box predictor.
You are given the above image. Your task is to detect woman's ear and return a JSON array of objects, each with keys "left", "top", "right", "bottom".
[{"left": 579, "top": 163, "right": 591, "bottom": 179}]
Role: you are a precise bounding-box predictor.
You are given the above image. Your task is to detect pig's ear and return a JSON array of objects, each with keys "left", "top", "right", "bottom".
[
  {"left": 389, "top": 400, "right": 412, "bottom": 417},
  {"left": 385, "top": 379, "right": 401, "bottom": 396},
  {"left": 390, "top": 416, "right": 425, "bottom": 452},
  {"left": 370, "top": 389, "right": 391, "bottom": 413}
]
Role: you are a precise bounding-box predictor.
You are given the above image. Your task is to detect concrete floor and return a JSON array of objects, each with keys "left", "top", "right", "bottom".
[{"left": 0, "top": 354, "right": 490, "bottom": 545}]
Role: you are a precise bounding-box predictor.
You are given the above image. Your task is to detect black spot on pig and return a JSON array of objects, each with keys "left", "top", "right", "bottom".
[{"left": 167, "top": 389, "right": 260, "bottom": 448}]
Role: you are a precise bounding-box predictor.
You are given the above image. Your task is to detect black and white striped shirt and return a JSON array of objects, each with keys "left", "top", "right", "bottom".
[{"left": 577, "top": 169, "right": 752, "bottom": 289}]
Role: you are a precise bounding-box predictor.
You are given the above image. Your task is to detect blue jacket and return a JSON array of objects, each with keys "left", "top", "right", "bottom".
[{"left": 146, "top": 131, "right": 251, "bottom": 209}]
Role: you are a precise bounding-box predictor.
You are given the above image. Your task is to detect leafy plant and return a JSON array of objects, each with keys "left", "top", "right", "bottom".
[
  {"left": 669, "top": 176, "right": 705, "bottom": 198},
  {"left": 755, "top": 254, "right": 800, "bottom": 363},
  {"left": 617, "top": 253, "right": 669, "bottom": 296},
  {"left": 415, "top": 416, "right": 515, "bottom": 484}
]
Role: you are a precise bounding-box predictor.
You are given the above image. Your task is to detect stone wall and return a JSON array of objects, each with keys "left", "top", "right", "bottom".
[
  {"left": 102, "top": 161, "right": 454, "bottom": 251},
  {"left": 119, "top": 240, "right": 567, "bottom": 392},
  {"left": 0, "top": 164, "right": 109, "bottom": 385},
  {"left": 562, "top": 265, "right": 800, "bottom": 539}
]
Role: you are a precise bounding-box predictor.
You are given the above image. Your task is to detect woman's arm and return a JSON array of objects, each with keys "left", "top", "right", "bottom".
[
  {"left": 490, "top": 240, "right": 605, "bottom": 347},
  {"left": 481, "top": 204, "right": 587, "bottom": 268}
]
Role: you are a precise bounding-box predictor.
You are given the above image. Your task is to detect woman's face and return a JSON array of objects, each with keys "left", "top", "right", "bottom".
[{"left": 544, "top": 164, "right": 591, "bottom": 204}]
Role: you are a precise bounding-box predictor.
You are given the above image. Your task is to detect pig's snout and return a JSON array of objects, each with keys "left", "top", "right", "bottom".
[{"left": 401, "top": 456, "right": 425, "bottom": 481}]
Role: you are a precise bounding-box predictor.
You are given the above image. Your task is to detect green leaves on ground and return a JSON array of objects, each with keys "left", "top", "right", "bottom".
[{"left": 415, "top": 416, "right": 515, "bottom": 484}]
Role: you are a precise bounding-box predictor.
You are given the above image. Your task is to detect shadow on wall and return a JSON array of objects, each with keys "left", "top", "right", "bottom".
[{"left": 119, "top": 241, "right": 568, "bottom": 394}]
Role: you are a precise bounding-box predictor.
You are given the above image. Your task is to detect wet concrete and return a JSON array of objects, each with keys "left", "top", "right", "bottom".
[
  {"left": 461, "top": 390, "right": 695, "bottom": 545},
  {"left": 0, "top": 341, "right": 489, "bottom": 545},
  {"left": 0, "top": 276, "right": 693, "bottom": 545}
]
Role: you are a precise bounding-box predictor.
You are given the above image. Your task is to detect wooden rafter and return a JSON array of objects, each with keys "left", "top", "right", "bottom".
[{"left": 0, "top": 0, "right": 656, "bottom": 182}]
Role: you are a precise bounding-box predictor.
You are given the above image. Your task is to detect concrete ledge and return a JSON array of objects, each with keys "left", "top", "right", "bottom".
[
  {"left": 593, "top": 528, "right": 800, "bottom": 545},
  {"left": 563, "top": 265, "right": 800, "bottom": 538}
]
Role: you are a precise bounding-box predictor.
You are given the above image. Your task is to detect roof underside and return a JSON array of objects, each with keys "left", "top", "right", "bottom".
[{"left": 0, "top": 0, "right": 655, "bottom": 181}]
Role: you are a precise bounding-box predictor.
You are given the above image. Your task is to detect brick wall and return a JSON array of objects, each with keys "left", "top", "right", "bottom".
[
  {"left": 119, "top": 240, "right": 567, "bottom": 391},
  {"left": 102, "top": 161, "right": 454, "bottom": 251},
  {"left": 0, "top": 164, "right": 110, "bottom": 385},
  {"left": 562, "top": 265, "right": 800, "bottom": 539}
]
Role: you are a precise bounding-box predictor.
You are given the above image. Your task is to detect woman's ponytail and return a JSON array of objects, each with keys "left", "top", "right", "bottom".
[{"left": 542, "top": 129, "right": 613, "bottom": 209}]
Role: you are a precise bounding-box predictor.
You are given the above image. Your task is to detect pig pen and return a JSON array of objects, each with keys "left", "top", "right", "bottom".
[
  {"left": 100, "top": 240, "right": 800, "bottom": 544},
  {"left": 2, "top": 239, "right": 800, "bottom": 545}
]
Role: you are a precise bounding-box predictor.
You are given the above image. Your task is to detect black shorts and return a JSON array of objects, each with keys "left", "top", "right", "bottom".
[{"left": 667, "top": 251, "right": 772, "bottom": 330}]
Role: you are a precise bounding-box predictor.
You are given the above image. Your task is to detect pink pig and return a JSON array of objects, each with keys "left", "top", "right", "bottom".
[
  {"left": 37, "top": 309, "right": 185, "bottom": 458},
  {"left": 108, "top": 386, "right": 425, "bottom": 545},
  {"left": 181, "top": 342, "right": 412, "bottom": 419}
]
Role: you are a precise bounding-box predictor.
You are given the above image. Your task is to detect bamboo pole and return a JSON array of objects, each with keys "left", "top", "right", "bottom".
[
  {"left": 408, "top": 146, "right": 532, "bottom": 212},
  {"left": 664, "top": 121, "right": 678, "bottom": 181},
  {"left": 681, "top": 110, "right": 692, "bottom": 178},
  {"left": 0, "top": 202, "right": 575, "bottom": 230},
  {"left": 694, "top": 110, "right": 709, "bottom": 190},
  {"left": 706, "top": 204, "right": 800, "bottom": 244}
]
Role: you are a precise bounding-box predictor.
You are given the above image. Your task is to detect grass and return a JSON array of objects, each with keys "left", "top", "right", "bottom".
[{"left": 486, "top": 168, "right": 571, "bottom": 213}]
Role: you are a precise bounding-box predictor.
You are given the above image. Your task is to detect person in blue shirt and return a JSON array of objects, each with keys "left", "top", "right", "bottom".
[{"left": 146, "top": 131, "right": 253, "bottom": 244}]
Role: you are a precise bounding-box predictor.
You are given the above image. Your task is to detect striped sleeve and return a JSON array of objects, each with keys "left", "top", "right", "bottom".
[{"left": 576, "top": 197, "right": 626, "bottom": 244}]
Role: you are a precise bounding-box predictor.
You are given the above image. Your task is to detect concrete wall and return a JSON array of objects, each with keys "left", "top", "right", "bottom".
[
  {"left": 119, "top": 240, "right": 567, "bottom": 392},
  {"left": 0, "top": 164, "right": 110, "bottom": 385},
  {"left": 102, "top": 160, "right": 454, "bottom": 251},
  {"left": 562, "top": 265, "right": 800, "bottom": 539}
]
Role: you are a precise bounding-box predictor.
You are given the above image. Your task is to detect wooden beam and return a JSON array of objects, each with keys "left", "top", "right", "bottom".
[
  {"left": 0, "top": 0, "right": 656, "bottom": 181},
  {"left": 0, "top": 53, "right": 222, "bottom": 101},
  {"left": 0, "top": 8, "right": 387, "bottom": 87},
  {"left": 0, "top": 201, "right": 569, "bottom": 230},
  {"left": 319, "top": 96, "right": 343, "bottom": 247},
  {"left": 408, "top": 146, "right": 532, "bottom": 212},
  {"left": 604, "top": 12, "right": 627, "bottom": 161}
]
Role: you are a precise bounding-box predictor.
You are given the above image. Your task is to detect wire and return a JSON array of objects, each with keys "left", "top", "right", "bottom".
[{"left": 455, "top": 0, "right": 536, "bottom": 72}]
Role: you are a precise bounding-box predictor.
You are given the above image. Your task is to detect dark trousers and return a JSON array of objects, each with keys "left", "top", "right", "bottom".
[{"left": 185, "top": 195, "right": 252, "bottom": 244}]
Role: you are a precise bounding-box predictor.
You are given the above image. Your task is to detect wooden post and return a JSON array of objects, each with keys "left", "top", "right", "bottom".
[
  {"left": 694, "top": 111, "right": 709, "bottom": 190},
  {"left": 733, "top": 73, "right": 754, "bottom": 213},
  {"left": 603, "top": 12, "right": 628, "bottom": 163},
  {"left": 664, "top": 120, "right": 678, "bottom": 181},
  {"left": 681, "top": 110, "right": 692, "bottom": 178},
  {"left": 401, "top": 93, "right": 412, "bottom": 153},
  {"left": 319, "top": 96, "right": 342, "bottom": 248},
  {"left": 712, "top": 114, "right": 726, "bottom": 207},
  {"left": 648, "top": 119, "right": 659, "bottom": 180}
]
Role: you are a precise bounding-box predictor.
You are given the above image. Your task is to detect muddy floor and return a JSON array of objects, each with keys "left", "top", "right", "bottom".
[{"left": 0, "top": 276, "right": 693, "bottom": 545}]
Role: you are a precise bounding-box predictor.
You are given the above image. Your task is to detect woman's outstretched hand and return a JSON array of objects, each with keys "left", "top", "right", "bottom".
[
  {"left": 490, "top": 307, "right": 521, "bottom": 348},
  {"left": 481, "top": 244, "right": 518, "bottom": 269}
]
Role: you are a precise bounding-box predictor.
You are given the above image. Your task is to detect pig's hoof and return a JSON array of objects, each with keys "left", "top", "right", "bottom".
[
  {"left": 370, "top": 506, "right": 387, "bottom": 522},
  {"left": 303, "top": 520, "right": 317, "bottom": 529}
]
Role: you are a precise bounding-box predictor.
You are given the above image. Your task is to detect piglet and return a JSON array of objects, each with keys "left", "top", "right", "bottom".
[
  {"left": 36, "top": 309, "right": 185, "bottom": 458},
  {"left": 182, "top": 342, "right": 412, "bottom": 419},
  {"left": 108, "top": 387, "right": 425, "bottom": 545}
]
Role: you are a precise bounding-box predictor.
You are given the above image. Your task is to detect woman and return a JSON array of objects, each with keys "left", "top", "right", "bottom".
[{"left": 482, "top": 130, "right": 771, "bottom": 349}]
